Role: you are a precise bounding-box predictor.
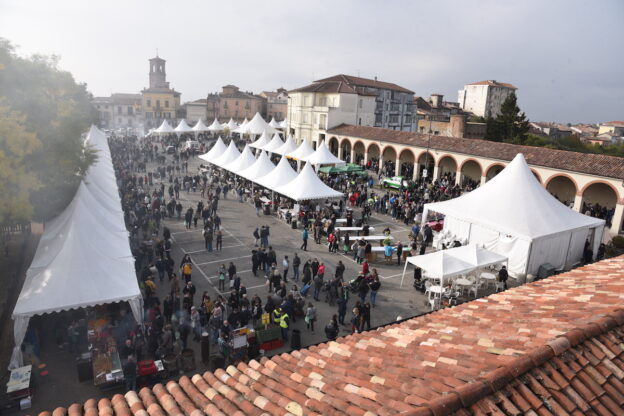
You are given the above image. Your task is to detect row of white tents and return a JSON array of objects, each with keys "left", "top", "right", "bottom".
[
  {"left": 199, "top": 137, "right": 344, "bottom": 201},
  {"left": 9, "top": 126, "right": 143, "bottom": 370},
  {"left": 151, "top": 112, "right": 288, "bottom": 136}
]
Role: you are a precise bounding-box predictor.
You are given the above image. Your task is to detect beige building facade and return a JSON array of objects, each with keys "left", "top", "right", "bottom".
[
  {"left": 327, "top": 124, "right": 624, "bottom": 235},
  {"left": 287, "top": 80, "right": 376, "bottom": 150},
  {"left": 260, "top": 89, "right": 288, "bottom": 121},
  {"left": 458, "top": 80, "right": 517, "bottom": 118},
  {"left": 184, "top": 99, "right": 207, "bottom": 123},
  {"left": 141, "top": 56, "right": 181, "bottom": 129},
  {"left": 206, "top": 85, "right": 266, "bottom": 123}
]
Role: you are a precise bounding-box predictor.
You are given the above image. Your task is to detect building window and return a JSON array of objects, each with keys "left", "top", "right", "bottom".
[
  {"left": 358, "top": 117, "right": 362, "bottom": 125},
  {"left": 117, "top": 106, "right": 122, "bottom": 114},
  {"left": 359, "top": 99, "right": 363, "bottom": 109},
  {"left": 128, "top": 107, "right": 133, "bottom": 115},
  {"left": 319, "top": 97, "right": 327, "bottom": 106},
  {"left": 147, "top": 100, "right": 151, "bottom": 108},
  {"left": 156, "top": 100, "right": 160, "bottom": 108},
  {"left": 165, "top": 100, "right": 169, "bottom": 108}
]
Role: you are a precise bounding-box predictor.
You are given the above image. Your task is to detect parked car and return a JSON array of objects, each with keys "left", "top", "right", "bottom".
[{"left": 381, "top": 176, "right": 408, "bottom": 189}]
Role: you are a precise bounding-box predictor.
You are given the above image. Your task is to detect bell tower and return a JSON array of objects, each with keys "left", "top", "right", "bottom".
[{"left": 149, "top": 56, "right": 168, "bottom": 89}]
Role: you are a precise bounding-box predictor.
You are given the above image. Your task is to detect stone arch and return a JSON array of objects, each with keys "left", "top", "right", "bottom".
[
  {"left": 416, "top": 151, "right": 436, "bottom": 180},
  {"left": 485, "top": 163, "right": 506, "bottom": 182},
  {"left": 381, "top": 145, "right": 398, "bottom": 176},
  {"left": 459, "top": 158, "right": 483, "bottom": 185},
  {"left": 328, "top": 136, "right": 339, "bottom": 156},
  {"left": 398, "top": 148, "right": 416, "bottom": 177},
  {"left": 339, "top": 137, "right": 352, "bottom": 162},
  {"left": 581, "top": 181, "right": 619, "bottom": 225},
  {"left": 366, "top": 143, "right": 381, "bottom": 170},
  {"left": 437, "top": 154, "right": 458, "bottom": 180},
  {"left": 353, "top": 140, "right": 366, "bottom": 165},
  {"left": 545, "top": 174, "right": 579, "bottom": 205}
]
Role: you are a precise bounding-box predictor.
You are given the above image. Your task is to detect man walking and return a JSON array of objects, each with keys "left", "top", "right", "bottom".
[
  {"left": 292, "top": 253, "right": 301, "bottom": 282},
  {"left": 282, "top": 256, "right": 290, "bottom": 282},
  {"left": 301, "top": 228, "right": 308, "bottom": 251}
]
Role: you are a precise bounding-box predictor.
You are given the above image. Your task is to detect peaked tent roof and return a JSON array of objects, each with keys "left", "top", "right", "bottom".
[
  {"left": 226, "top": 118, "right": 238, "bottom": 130},
  {"left": 262, "top": 132, "right": 284, "bottom": 153},
  {"left": 211, "top": 140, "right": 240, "bottom": 167},
  {"left": 302, "top": 140, "right": 345, "bottom": 165},
  {"left": 448, "top": 243, "right": 509, "bottom": 268},
  {"left": 206, "top": 118, "right": 222, "bottom": 132},
  {"left": 268, "top": 117, "right": 280, "bottom": 128},
  {"left": 423, "top": 153, "right": 604, "bottom": 239},
  {"left": 238, "top": 150, "right": 275, "bottom": 181},
  {"left": 235, "top": 112, "right": 276, "bottom": 135},
  {"left": 248, "top": 130, "right": 271, "bottom": 149},
  {"left": 192, "top": 118, "right": 209, "bottom": 132},
  {"left": 273, "top": 134, "right": 298, "bottom": 156},
  {"left": 275, "top": 162, "right": 344, "bottom": 201},
  {"left": 223, "top": 145, "right": 256, "bottom": 174},
  {"left": 286, "top": 139, "right": 315, "bottom": 160},
  {"left": 405, "top": 250, "right": 475, "bottom": 279},
  {"left": 279, "top": 118, "right": 288, "bottom": 128},
  {"left": 234, "top": 118, "right": 249, "bottom": 133},
  {"left": 198, "top": 136, "right": 226, "bottom": 163},
  {"left": 255, "top": 155, "right": 299, "bottom": 189},
  {"left": 154, "top": 119, "right": 175, "bottom": 134},
  {"left": 174, "top": 119, "right": 193, "bottom": 133}
]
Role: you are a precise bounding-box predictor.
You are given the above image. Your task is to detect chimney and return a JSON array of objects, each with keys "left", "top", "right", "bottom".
[
  {"left": 374, "top": 76, "right": 377, "bottom": 82},
  {"left": 430, "top": 94, "right": 443, "bottom": 109}
]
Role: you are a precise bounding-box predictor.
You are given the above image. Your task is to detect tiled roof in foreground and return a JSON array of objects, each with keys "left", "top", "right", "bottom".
[
  {"left": 40, "top": 256, "right": 624, "bottom": 416},
  {"left": 327, "top": 124, "right": 624, "bottom": 180}
]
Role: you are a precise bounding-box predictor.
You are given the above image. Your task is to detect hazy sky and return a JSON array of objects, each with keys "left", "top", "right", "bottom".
[{"left": 1, "top": 0, "right": 623, "bottom": 123}]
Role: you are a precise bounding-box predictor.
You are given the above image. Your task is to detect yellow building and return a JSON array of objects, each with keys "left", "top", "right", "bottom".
[{"left": 141, "top": 56, "right": 181, "bottom": 129}]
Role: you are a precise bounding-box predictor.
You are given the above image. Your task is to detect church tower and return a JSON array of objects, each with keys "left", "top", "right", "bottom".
[{"left": 149, "top": 56, "right": 169, "bottom": 89}]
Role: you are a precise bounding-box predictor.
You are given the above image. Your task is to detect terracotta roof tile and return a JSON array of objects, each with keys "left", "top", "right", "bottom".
[
  {"left": 327, "top": 124, "right": 624, "bottom": 180},
  {"left": 314, "top": 74, "right": 414, "bottom": 94},
  {"left": 40, "top": 257, "right": 624, "bottom": 416}
]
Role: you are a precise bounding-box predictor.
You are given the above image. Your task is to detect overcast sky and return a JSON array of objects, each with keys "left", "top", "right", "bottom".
[{"left": 1, "top": 0, "right": 622, "bottom": 123}]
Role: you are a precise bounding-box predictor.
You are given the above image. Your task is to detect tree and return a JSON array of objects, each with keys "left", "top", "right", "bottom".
[
  {"left": 0, "top": 38, "right": 97, "bottom": 222},
  {"left": 484, "top": 92, "right": 529, "bottom": 144}
]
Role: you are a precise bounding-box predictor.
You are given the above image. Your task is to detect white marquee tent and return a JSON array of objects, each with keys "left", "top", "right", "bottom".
[
  {"left": 198, "top": 136, "right": 226, "bottom": 163},
  {"left": 154, "top": 120, "right": 175, "bottom": 134},
  {"left": 255, "top": 155, "right": 299, "bottom": 190},
  {"left": 275, "top": 162, "right": 344, "bottom": 201},
  {"left": 262, "top": 132, "right": 284, "bottom": 153},
  {"left": 273, "top": 135, "right": 298, "bottom": 156},
  {"left": 224, "top": 145, "right": 257, "bottom": 174},
  {"left": 206, "top": 118, "right": 223, "bottom": 132},
  {"left": 302, "top": 140, "right": 345, "bottom": 166},
  {"left": 422, "top": 154, "right": 605, "bottom": 276},
  {"left": 268, "top": 117, "right": 281, "bottom": 128},
  {"left": 279, "top": 118, "right": 288, "bottom": 129},
  {"left": 10, "top": 126, "right": 142, "bottom": 370},
  {"left": 238, "top": 150, "right": 275, "bottom": 181},
  {"left": 286, "top": 139, "right": 315, "bottom": 161},
  {"left": 235, "top": 113, "right": 276, "bottom": 135},
  {"left": 192, "top": 119, "right": 209, "bottom": 133},
  {"left": 174, "top": 119, "right": 193, "bottom": 134},
  {"left": 211, "top": 140, "right": 240, "bottom": 167},
  {"left": 226, "top": 118, "right": 238, "bottom": 131},
  {"left": 249, "top": 131, "right": 271, "bottom": 149}
]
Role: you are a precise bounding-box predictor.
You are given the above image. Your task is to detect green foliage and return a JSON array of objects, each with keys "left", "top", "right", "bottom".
[
  {"left": 0, "top": 38, "right": 97, "bottom": 222},
  {"left": 610, "top": 235, "right": 624, "bottom": 250},
  {"left": 484, "top": 92, "right": 529, "bottom": 144}
]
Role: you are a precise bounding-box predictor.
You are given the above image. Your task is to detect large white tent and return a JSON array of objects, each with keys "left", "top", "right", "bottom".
[
  {"left": 154, "top": 120, "right": 175, "bottom": 134},
  {"left": 211, "top": 140, "right": 241, "bottom": 167},
  {"left": 422, "top": 154, "right": 605, "bottom": 276},
  {"left": 302, "top": 140, "right": 345, "bottom": 166},
  {"left": 262, "top": 132, "right": 284, "bottom": 153},
  {"left": 255, "top": 155, "right": 299, "bottom": 189},
  {"left": 223, "top": 145, "right": 257, "bottom": 174},
  {"left": 10, "top": 126, "right": 142, "bottom": 369},
  {"left": 238, "top": 150, "right": 275, "bottom": 181},
  {"left": 268, "top": 117, "right": 281, "bottom": 128},
  {"left": 279, "top": 118, "right": 288, "bottom": 129},
  {"left": 286, "top": 139, "right": 315, "bottom": 161},
  {"left": 198, "top": 136, "right": 226, "bottom": 163},
  {"left": 249, "top": 131, "right": 271, "bottom": 149},
  {"left": 275, "top": 162, "right": 344, "bottom": 201},
  {"left": 273, "top": 135, "right": 298, "bottom": 156},
  {"left": 225, "top": 118, "right": 238, "bottom": 131},
  {"left": 192, "top": 119, "right": 209, "bottom": 133},
  {"left": 206, "top": 118, "right": 223, "bottom": 132},
  {"left": 235, "top": 113, "right": 276, "bottom": 135},
  {"left": 174, "top": 119, "right": 193, "bottom": 134}
]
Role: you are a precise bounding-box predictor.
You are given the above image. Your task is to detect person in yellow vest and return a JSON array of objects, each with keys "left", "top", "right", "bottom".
[
  {"left": 272, "top": 307, "right": 282, "bottom": 325},
  {"left": 279, "top": 309, "right": 290, "bottom": 342}
]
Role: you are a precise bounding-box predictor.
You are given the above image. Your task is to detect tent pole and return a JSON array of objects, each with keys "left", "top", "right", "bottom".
[{"left": 400, "top": 258, "right": 409, "bottom": 288}]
